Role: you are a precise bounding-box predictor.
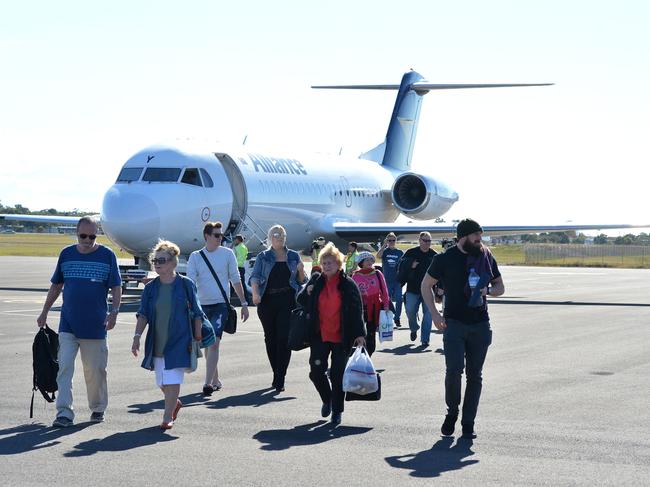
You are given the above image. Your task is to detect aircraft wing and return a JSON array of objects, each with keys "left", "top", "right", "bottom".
[
  {"left": 333, "top": 222, "right": 650, "bottom": 241},
  {"left": 0, "top": 214, "right": 91, "bottom": 224}
]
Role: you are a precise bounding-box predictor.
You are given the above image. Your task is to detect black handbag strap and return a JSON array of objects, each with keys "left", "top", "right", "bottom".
[{"left": 199, "top": 250, "right": 231, "bottom": 306}]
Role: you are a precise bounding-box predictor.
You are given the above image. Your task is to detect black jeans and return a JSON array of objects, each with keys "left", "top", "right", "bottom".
[
  {"left": 238, "top": 267, "right": 252, "bottom": 302},
  {"left": 365, "top": 321, "right": 377, "bottom": 356},
  {"left": 443, "top": 319, "right": 492, "bottom": 425},
  {"left": 257, "top": 291, "right": 294, "bottom": 386},
  {"left": 309, "top": 340, "right": 348, "bottom": 414}
]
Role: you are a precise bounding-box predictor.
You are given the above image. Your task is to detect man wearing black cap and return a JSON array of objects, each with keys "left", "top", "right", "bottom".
[{"left": 421, "top": 218, "right": 504, "bottom": 439}]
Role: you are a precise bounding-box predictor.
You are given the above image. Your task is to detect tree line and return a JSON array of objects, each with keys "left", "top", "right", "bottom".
[{"left": 519, "top": 232, "right": 650, "bottom": 246}]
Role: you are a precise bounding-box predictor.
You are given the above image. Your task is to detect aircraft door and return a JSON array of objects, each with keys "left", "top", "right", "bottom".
[
  {"left": 340, "top": 176, "right": 352, "bottom": 208},
  {"left": 215, "top": 153, "right": 248, "bottom": 233}
]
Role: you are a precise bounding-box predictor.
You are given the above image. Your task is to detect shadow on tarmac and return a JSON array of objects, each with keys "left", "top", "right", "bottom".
[
  {"left": 253, "top": 420, "right": 372, "bottom": 451},
  {"left": 378, "top": 344, "right": 433, "bottom": 356},
  {"left": 385, "top": 436, "right": 477, "bottom": 478},
  {"left": 64, "top": 426, "right": 177, "bottom": 457},
  {"left": 206, "top": 388, "right": 295, "bottom": 409},
  {"left": 128, "top": 392, "right": 210, "bottom": 415},
  {"left": 0, "top": 422, "right": 93, "bottom": 455}
]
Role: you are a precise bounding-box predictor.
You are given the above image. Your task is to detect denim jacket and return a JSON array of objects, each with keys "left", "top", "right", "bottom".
[
  {"left": 250, "top": 247, "right": 306, "bottom": 297},
  {"left": 137, "top": 274, "right": 204, "bottom": 371}
]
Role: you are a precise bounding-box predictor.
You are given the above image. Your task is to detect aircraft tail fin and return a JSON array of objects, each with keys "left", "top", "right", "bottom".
[{"left": 313, "top": 71, "right": 552, "bottom": 171}]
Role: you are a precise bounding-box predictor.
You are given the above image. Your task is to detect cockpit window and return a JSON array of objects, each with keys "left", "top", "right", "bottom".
[
  {"left": 143, "top": 167, "right": 182, "bottom": 182},
  {"left": 116, "top": 167, "right": 143, "bottom": 183},
  {"left": 200, "top": 168, "right": 214, "bottom": 188},
  {"left": 181, "top": 168, "right": 202, "bottom": 187}
]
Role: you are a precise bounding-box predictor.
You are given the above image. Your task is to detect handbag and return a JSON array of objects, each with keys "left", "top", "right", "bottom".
[
  {"left": 346, "top": 374, "right": 381, "bottom": 401},
  {"left": 181, "top": 278, "right": 216, "bottom": 348},
  {"left": 200, "top": 250, "right": 238, "bottom": 334},
  {"left": 288, "top": 307, "right": 310, "bottom": 351},
  {"left": 185, "top": 288, "right": 202, "bottom": 373}
]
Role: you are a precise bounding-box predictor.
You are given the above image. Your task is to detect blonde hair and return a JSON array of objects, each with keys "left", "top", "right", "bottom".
[
  {"left": 318, "top": 242, "right": 344, "bottom": 269},
  {"left": 150, "top": 239, "right": 181, "bottom": 265},
  {"left": 267, "top": 224, "right": 287, "bottom": 243}
]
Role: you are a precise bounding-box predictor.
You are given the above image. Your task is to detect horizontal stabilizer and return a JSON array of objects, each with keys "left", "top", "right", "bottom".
[
  {"left": 333, "top": 222, "right": 650, "bottom": 241},
  {"left": 312, "top": 82, "right": 553, "bottom": 92}
]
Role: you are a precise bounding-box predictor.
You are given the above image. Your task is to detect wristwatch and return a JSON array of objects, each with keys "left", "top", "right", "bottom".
[
  {"left": 241, "top": 302, "right": 249, "bottom": 307},
  {"left": 109, "top": 309, "right": 119, "bottom": 315}
]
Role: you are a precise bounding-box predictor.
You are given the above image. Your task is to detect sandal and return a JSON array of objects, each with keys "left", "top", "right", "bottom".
[
  {"left": 160, "top": 421, "right": 173, "bottom": 430},
  {"left": 202, "top": 383, "right": 222, "bottom": 396},
  {"left": 172, "top": 399, "right": 182, "bottom": 421}
]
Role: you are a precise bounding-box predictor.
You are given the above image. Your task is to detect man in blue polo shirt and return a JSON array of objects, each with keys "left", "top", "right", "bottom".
[
  {"left": 376, "top": 232, "right": 404, "bottom": 327},
  {"left": 37, "top": 216, "right": 122, "bottom": 427}
]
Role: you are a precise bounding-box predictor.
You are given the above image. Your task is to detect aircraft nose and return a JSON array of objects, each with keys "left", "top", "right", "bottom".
[{"left": 101, "top": 186, "right": 160, "bottom": 256}]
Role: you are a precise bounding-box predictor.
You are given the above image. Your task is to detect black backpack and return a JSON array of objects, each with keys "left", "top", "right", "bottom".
[{"left": 30, "top": 325, "right": 59, "bottom": 418}]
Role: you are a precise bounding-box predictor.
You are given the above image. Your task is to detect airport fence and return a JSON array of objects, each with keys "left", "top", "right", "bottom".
[{"left": 523, "top": 244, "right": 650, "bottom": 268}]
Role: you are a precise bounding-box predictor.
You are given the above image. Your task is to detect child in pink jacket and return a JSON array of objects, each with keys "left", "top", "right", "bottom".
[{"left": 352, "top": 251, "right": 390, "bottom": 356}]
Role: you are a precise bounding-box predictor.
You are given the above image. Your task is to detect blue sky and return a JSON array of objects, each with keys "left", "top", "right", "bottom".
[{"left": 1, "top": 1, "right": 648, "bottom": 230}]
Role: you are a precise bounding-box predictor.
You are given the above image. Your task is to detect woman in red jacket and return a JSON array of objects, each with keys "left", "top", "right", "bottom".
[{"left": 297, "top": 243, "right": 366, "bottom": 425}]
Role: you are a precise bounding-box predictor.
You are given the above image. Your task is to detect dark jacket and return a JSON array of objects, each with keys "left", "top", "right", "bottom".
[
  {"left": 296, "top": 270, "right": 366, "bottom": 352},
  {"left": 397, "top": 246, "right": 437, "bottom": 294}
]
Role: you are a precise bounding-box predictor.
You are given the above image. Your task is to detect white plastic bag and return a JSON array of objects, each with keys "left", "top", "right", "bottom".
[
  {"left": 342, "top": 347, "right": 379, "bottom": 395},
  {"left": 378, "top": 309, "right": 394, "bottom": 342}
]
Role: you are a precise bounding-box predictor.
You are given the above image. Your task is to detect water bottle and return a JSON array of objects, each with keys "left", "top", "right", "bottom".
[
  {"left": 468, "top": 268, "right": 481, "bottom": 307},
  {"left": 468, "top": 268, "right": 480, "bottom": 290}
]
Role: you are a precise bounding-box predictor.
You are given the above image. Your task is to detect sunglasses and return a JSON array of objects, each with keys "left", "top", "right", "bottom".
[
  {"left": 151, "top": 257, "right": 171, "bottom": 265},
  {"left": 78, "top": 234, "right": 97, "bottom": 240},
  {"left": 387, "top": 239, "right": 396, "bottom": 242},
  {"left": 211, "top": 232, "right": 223, "bottom": 238},
  {"left": 272, "top": 232, "right": 286, "bottom": 238},
  {"left": 420, "top": 239, "right": 432, "bottom": 243}
]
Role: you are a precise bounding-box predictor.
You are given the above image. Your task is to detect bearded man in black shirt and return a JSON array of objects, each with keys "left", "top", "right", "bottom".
[{"left": 421, "top": 219, "right": 505, "bottom": 439}]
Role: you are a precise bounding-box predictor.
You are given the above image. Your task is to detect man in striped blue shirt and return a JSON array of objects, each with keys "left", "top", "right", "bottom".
[{"left": 38, "top": 216, "right": 122, "bottom": 427}]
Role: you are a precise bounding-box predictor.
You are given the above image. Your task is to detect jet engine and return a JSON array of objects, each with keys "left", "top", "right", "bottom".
[{"left": 390, "top": 172, "right": 458, "bottom": 220}]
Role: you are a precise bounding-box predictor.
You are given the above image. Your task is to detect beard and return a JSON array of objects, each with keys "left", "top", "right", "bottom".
[{"left": 462, "top": 239, "right": 482, "bottom": 256}]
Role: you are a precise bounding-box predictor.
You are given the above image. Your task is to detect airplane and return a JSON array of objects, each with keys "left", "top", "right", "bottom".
[{"left": 2, "top": 70, "right": 647, "bottom": 271}]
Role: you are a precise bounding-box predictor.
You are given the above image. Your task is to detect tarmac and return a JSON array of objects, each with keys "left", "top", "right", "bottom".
[{"left": 1, "top": 255, "right": 649, "bottom": 486}]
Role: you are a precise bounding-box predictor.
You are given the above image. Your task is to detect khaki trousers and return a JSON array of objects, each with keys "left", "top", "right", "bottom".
[{"left": 55, "top": 332, "right": 109, "bottom": 420}]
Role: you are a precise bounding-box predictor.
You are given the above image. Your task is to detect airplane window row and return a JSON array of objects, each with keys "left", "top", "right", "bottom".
[
  {"left": 257, "top": 180, "right": 381, "bottom": 199},
  {"left": 115, "top": 167, "right": 213, "bottom": 188}
]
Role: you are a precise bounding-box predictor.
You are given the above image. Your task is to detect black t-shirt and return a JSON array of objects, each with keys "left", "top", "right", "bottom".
[
  {"left": 400, "top": 246, "right": 437, "bottom": 294},
  {"left": 427, "top": 246, "right": 501, "bottom": 324},
  {"left": 266, "top": 262, "right": 291, "bottom": 292}
]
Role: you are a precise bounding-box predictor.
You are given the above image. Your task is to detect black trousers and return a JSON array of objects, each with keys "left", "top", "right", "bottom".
[
  {"left": 257, "top": 291, "right": 294, "bottom": 386},
  {"left": 309, "top": 340, "right": 348, "bottom": 414},
  {"left": 365, "top": 321, "right": 377, "bottom": 356},
  {"left": 238, "top": 267, "right": 252, "bottom": 302}
]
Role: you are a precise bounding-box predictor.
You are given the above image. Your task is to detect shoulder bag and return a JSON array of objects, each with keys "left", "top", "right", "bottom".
[{"left": 200, "top": 250, "right": 238, "bottom": 334}]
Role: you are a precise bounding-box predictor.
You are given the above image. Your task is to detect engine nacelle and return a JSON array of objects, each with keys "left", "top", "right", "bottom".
[{"left": 391, "top": 172, "right": 459, "bottom": 220}]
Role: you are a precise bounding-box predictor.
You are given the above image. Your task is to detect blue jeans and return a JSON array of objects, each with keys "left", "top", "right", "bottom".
[
  {"left": 404, "top": 292, "right": 432, "bottom": 344},
  {"left": 443, "top": 319, "right": 492, "bottom": 425},
  {"left": 385, "top": 279, "right": 403, "bottom": 322}
]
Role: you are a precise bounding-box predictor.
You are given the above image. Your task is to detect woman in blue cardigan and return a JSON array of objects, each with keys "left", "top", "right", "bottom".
[{"left": 132, "top": 240, "right": 204, "bottom": 430}]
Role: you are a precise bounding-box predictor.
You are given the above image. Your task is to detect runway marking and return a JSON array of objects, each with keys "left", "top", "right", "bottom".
[
  {"left": 537, "top": 272, "right": 607, "bottom": 276},
  {"left": 0, "top": 312, "right": 41, "bottom": 318},
  {"left": 2, "top": 308, "right": 43, "bottom": 313}
]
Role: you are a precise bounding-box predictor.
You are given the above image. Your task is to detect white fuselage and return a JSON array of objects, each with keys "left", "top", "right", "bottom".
[{"left": 100, "top": 144, "right": 457, "bottom": 258}]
